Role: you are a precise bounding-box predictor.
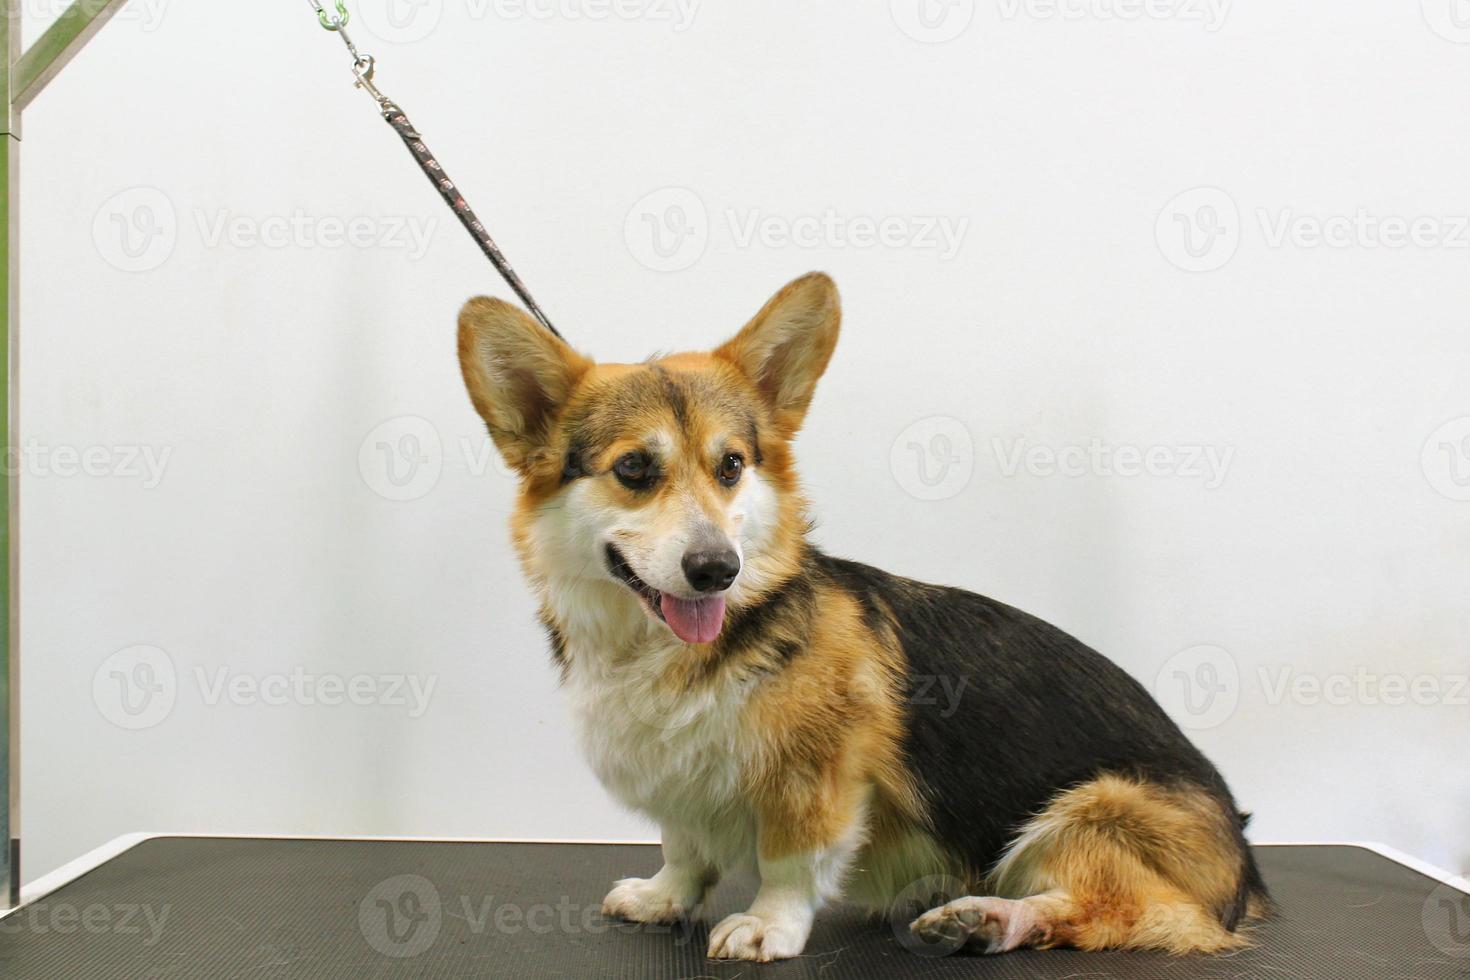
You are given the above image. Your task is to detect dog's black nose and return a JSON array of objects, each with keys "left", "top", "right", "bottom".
[{"left": 682, "top": 549, "right": 740, "bottom": 593}]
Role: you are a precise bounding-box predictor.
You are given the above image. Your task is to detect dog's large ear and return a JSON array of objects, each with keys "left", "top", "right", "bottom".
[
  {"left": 715, "top": 272, "right": 841, "bottom": 436},
  {"left": 458, "top": 298, "right": 591, "bottom": 473}
]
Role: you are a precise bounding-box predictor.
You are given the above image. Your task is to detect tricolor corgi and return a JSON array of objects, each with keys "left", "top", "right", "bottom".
[{"left": 457, "top": 272, "right": 1269, "bottom": 962}]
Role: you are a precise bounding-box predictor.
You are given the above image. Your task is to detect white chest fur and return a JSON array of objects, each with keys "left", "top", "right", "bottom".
[{"left": 561, "top": 628, "right": 760, "bottom": 870}]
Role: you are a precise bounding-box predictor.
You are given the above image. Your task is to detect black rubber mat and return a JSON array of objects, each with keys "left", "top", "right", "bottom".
[{"left": 0, "top": 838, "right": 1466, "bottom": 978}]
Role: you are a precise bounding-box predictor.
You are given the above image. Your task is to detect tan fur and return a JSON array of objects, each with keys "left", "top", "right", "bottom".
[{"left": 978, "top": 775, "right": 1264, "bottom": 954}]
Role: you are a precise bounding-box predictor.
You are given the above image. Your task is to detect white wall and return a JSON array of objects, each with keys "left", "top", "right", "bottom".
[{"left": 18, "top": 1, "right": 1470, "bottom": 884}]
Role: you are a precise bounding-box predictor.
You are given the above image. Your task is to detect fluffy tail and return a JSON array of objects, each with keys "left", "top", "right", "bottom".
[{"left": 910, "top": 775, "right": 1269, "bottom": 955}]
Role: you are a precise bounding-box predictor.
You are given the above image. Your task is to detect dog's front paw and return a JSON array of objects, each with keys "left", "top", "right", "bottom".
[
  {"left": 601, "top": 876, "right": 694, "bottom": 925},
  {"left": 707, "top": 912, "right": 810, "bottom": 962}
]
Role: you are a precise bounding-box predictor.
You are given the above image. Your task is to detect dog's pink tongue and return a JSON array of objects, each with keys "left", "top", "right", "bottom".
[{"left": 660, "top": 594, "right": 727, "bottom": 644}]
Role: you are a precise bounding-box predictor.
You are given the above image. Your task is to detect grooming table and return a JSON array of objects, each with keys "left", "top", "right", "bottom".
[{"left": 1, "top": 837, "right": 1466, "bottom": 978}]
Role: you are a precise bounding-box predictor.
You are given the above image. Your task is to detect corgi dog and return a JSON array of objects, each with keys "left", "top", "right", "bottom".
[{"left": 457, "top": 272, "right": 1269, "bottom": 963}]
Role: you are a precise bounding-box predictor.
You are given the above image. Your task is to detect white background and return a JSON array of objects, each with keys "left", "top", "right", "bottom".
[{"left": 17, "top": 1, "right": 1470, "bottom": 884}]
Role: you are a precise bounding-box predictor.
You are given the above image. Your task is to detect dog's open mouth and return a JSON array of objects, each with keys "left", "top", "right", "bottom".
[{"left": 605, "top": 544, "right": 727, "bottom": 645}]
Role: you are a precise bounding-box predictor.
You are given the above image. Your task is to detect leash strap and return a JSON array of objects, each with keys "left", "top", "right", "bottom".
[
  {"left": 305, "top": 0, "right": 563, "bottom": 341},
  {"left": 382, "top": 108, "right": 561, "bottom": 339}
]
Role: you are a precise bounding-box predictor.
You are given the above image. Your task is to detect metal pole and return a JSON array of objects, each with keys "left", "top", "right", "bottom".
[
  {"left": 2, "top": 0, "right": 21, "bottom": 914},
  {"left": 0, "top": 0, "right": 131, "bottom": 911}
]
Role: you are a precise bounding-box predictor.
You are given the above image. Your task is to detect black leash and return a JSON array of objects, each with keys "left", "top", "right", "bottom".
[{"left": 306, "top": 1, "right": 563, "bottom": 341}]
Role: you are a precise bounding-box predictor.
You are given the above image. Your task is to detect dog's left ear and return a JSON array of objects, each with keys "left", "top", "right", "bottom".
[{"left": 715, "top": 272, "right": 841, "bottom": 435}]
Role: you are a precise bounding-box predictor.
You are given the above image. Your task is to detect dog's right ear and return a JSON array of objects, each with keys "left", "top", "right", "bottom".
[{"left": 458, "top": 298, "right": 591, "bottom": 473}]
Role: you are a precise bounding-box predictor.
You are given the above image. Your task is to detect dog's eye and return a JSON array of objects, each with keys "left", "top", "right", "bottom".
[
  {"left": 614, "top": 452, "right": 655, "bottom": 489},
  {"left": 718, "top": 453, "right": 744, "bottom": 487}
]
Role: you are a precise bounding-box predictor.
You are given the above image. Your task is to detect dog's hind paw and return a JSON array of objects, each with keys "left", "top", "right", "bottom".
[{"left": 910, "top": 896, "right": 1047, "bottom": 954}]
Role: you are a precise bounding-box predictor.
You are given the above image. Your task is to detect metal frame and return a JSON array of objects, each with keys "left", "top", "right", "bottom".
[{"left": 1, "top": 0, "right": 132, "bottom": 911}]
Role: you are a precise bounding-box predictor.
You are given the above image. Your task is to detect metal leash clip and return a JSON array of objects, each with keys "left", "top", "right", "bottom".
[{"left": 351, "top": 55, "right": 393, "bottom": 111}]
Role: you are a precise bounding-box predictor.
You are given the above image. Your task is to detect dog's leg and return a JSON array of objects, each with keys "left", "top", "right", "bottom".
[
  {"left": 603, "top": 826, "right": 718, "bottom": 924},
  {"left": 706, "top": 805, "right": 865, "bottom": 962},
  {"left": 705, "top": 847, "right": 842, "bottom": 962}
]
